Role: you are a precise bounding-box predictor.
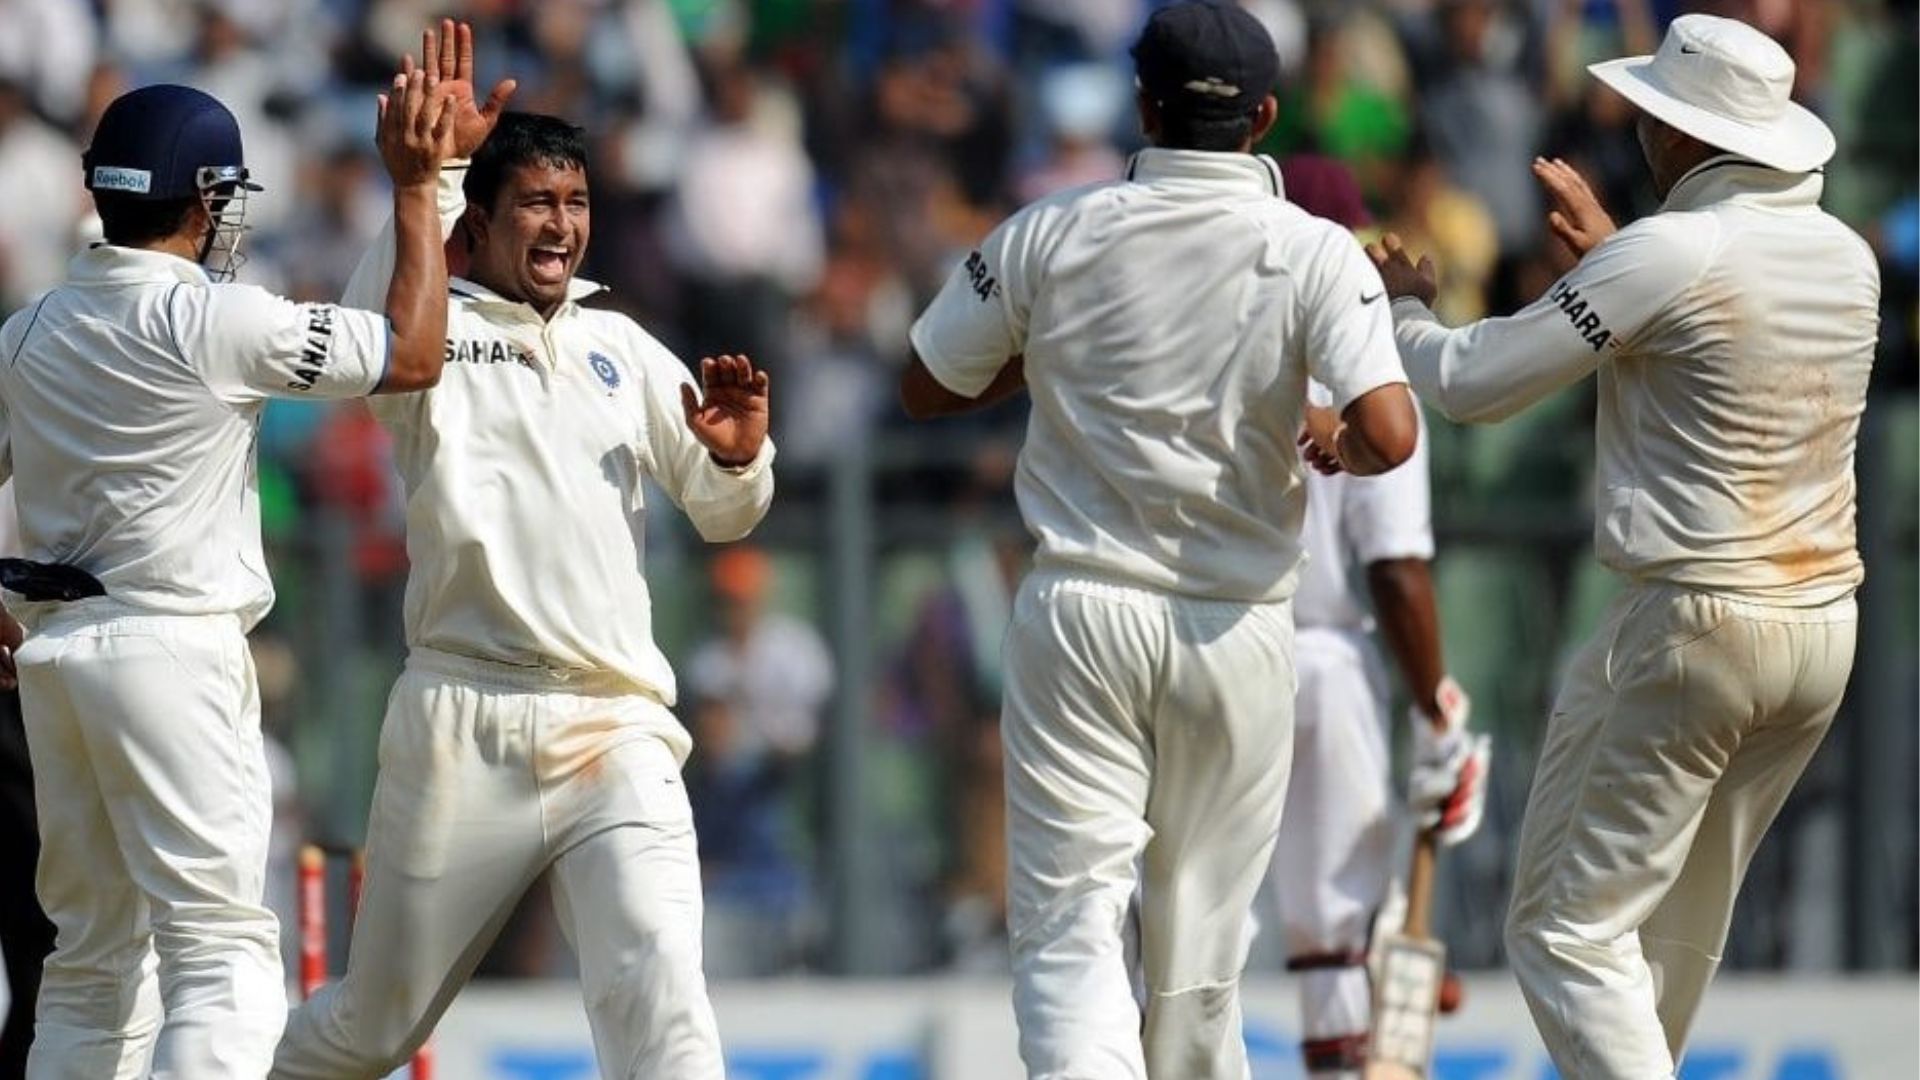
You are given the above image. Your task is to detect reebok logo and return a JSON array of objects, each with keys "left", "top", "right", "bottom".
[{"left": 91, "top": 166, "right": 152, "bottom": 194}]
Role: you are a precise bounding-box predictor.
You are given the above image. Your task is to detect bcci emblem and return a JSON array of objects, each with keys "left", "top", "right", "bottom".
[{"left": 588, "top": 352, "right": 620, "bottom": 390}]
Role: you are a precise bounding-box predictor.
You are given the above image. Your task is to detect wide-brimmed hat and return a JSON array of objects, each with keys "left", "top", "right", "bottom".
[{"left": 1589, "top": 14, "right": 1834, "bottom": 174}]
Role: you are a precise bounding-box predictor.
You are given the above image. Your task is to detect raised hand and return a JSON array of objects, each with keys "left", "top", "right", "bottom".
[
  {"left": 1365, "top": 233, "right": 1438, "bottom": 308},
  {"left": 420, "top": 19, "right": 516, "bottom": 160},
  {"left": 376, "top": 67, "right": 458, "bottom": 187},
  {"left": 1534, "top": 156, "right": 1616, "bottom": 273},
  {"left": 681, "top": 355, "right": 771, "bottom": 468}
]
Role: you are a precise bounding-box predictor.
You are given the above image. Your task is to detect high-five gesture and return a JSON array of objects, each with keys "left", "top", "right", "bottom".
[
  {"left": 413, "top": 19, "right": 516, "bottom": 159},
  {"left": 681, "top": 355, "right": 770, "bottom": 467},
  {"left": 376, "top": 66, "right": 458, "bottom": 188},
  {"left": 1534, "top": 156, "right": 1617, "bottom": 273}
]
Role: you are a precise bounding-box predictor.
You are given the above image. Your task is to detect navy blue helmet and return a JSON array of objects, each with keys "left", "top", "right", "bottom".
[{"left": 82, "top": 84, "right": 262, "bottom": 200}]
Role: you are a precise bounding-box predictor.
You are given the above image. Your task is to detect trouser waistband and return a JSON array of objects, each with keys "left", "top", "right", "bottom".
[{"left": 406, "top": 646, "right": 660, "bottom": 700}]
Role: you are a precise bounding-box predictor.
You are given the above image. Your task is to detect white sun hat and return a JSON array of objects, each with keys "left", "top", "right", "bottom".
[{"left": 1588, "top": 13, "right": 1835, "bottom": 174}]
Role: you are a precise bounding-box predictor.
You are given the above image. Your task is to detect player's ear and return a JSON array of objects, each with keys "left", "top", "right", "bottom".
[
  {"left": 1136, "top": 90, "right": 1161, "bottom": 143},
  {"left": 1249, "top": 94, "right": 1279, "bottom": 145},
  {"left": 181, "top": 198, "right": 214, "bottom": 249},
  {"left": 459, "top": 204, "right": 487, "bottom": 252}
]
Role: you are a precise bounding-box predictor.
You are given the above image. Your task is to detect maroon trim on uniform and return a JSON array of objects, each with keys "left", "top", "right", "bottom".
[
  {"left": 1286, "top": 950, "right": 1367, "bottom": 971},
  {"left": 1302, "top": 1033, "right": 1370, "bottom": 1072}
]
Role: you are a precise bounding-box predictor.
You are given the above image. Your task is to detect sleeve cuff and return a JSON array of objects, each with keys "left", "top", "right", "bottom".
[
  {"left": 1391, "top": 296, "right": 1439, "bottom": 325},
  {"left": 1333, "top": 380, "right": 1406, "bottom": 416},
  {"left": 436, "top": 162, "right": 470, "bottom": 217},
  {"left": 710, "top": 437, "right": 776, "bottom": 478},
  {"left": 1357, "top": 538, "right": 1436, "bottom": 565}
]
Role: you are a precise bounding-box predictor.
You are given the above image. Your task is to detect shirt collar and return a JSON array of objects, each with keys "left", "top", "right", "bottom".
[
  {"left": 1125, "top": 148, "right": 1287, "bottom": 198},
  {"left": 449, "top": 274, "right": 608, "bottom": 318},
  {"left": 67, "top": 244, "right": 210, "bottom": 287},
  {"left": 1663, "top": 154, "right": 1824, "bottom": 214}
]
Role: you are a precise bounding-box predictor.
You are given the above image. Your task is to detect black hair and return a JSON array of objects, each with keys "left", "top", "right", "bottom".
[
  {"left": 1158, "top": 109, "right": 1257, "bottom": 153},
  {"left": 463, "top": 112, "right": 589, "bottom": 212},
  {"left": 95, "top": 193, "right": 200, "bottom": 247}
]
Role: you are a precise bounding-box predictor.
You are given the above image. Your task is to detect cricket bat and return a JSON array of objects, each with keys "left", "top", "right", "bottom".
[{"left": 1367, "top": 829, "right": 1445, "bottom": 1079}]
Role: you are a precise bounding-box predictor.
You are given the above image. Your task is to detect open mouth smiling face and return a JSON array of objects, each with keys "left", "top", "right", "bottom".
[{"left": 472, "top": 159, "right": 590, "bottom": 312}]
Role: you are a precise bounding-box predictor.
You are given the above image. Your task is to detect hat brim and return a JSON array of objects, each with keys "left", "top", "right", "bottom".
[{"left": 1589, "top": 56, "right": 1835, "bottom": 174}]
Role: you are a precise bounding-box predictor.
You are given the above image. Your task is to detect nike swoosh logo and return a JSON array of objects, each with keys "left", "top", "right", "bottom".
[
  {"left": 1680, "top": 44, "right": 1701, "bottom": 54},
  {"left": 1361, "top": 290, "right": 1384, "bottom": 305}
]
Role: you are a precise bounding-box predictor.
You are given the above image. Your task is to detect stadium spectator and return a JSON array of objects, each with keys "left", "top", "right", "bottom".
[
  {"left": 0, "top": 82, "right": 86, "bottom": 312},
  {"left": 687, "top": 546, "right": 834, "bottom": 975},
  {"left": 0, "top": 0, "right": 1907, "bottom": 983}
]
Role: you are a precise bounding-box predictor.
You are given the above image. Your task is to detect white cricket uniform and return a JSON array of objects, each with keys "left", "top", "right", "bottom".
[
  {"left": 272, "top": 168, "right": 772, "bottom": 1080},
  {"left": 1264, "top": 404, "right": 1433, "bottom": 1075},
  {"left": 0, "top": 245, "right": 390, "bottom": 1080},
  {"left": 911, "top": 148, "right": 1407, "bottom": 1080},
  {"left": 1394, "top": 159, "right": 1877, "bottom": 1078}
]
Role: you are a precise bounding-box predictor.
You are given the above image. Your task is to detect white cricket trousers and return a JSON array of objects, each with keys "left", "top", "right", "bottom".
[
  {"left": 1002, "top": 571, "right": 1295, "bottom": 1080},
  {"left": 1505, "top": 583, "right": 1856, "bottom": 1079},
  {"left": 271, "top": 649, "right": 723, "bottom": 1080},
  {"left": 1266, "top": 628, "right": 1393, "bottom": 1076},
  {"left": 15, "top": 601, "right": 284, "bottom": 1080}
]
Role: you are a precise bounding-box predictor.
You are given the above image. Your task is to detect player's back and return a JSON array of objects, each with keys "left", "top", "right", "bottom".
[
  {"left": 1003, "top": 150, "right": 1397, "bottom": 603},
  {"left": 1595, "top": 164, "right": 1878, "bottom": 605},
  {"left": 4, "top": 248, "right": 293, "bottom": 625}
]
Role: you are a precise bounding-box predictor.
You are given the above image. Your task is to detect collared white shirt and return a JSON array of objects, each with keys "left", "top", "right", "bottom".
[
  {"left": 911, "top": 148, "right": 1409, "bottom": 603},
  {"left": 0, "top": 245, "right": 389, "bottom": 626},
  {"left": 1394, "top": 159, "right": 1879, "bottom": 606},
  {"left": 344, "top": 172, "right": 774, "bottom": 722},
  {"left": 1293, "top": 386, "right": 1434, "bottom": 631}
]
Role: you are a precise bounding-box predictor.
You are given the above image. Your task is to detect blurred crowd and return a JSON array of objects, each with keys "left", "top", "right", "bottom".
[{"left": 0, "top": 0, "right": 1912, "bottom": 978}]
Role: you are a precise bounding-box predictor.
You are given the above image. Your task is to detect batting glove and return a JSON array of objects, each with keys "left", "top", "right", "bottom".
[{"left": 1407, "top": 676, "right": 1490, "bottom": 846}]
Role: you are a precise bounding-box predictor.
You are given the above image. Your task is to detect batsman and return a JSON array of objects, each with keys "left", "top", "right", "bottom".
[{"left": 1267, "top": 160, "right": 1490, "bottom": 1080}]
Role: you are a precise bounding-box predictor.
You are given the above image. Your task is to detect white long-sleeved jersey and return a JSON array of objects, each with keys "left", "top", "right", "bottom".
[
  {"left": 1394, "top": 159, "right": 1878, "bottom": 606},
  {"left": 344, "top": 168, "right": 774, "bottom": 727}
]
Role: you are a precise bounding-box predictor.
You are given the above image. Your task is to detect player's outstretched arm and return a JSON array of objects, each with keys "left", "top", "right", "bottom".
[
  {"left": 1370, "top": 225, "right": 1695, "bottom": 424},
  {"left": 372, "top": 63, "right": 458, "bottom": 394}
]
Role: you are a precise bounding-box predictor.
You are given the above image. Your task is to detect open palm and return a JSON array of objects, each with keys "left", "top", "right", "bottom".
[
  {"left": 681, "top": 355, "right": 770, "bottom": 467},
  {"left": 413, "top": 19, "right": 516, "bottom": 159}
]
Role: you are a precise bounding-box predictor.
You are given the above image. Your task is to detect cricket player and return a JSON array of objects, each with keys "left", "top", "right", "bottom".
[
  {"left": 1262, "top": 160, "right": 1491, "bottom": 1080},
  {"left": 1273, "top": 394, "right": 1489, "bottom": 1080},
  {"left": 902, "top": 3, "right": 1418, "bottom": 1077},
  {"left": 1370, "top": 15, "right": 1878, "bottom": 1078},
  {"left": 0, "top": 69, "right": 457, "bottom": 1079},
  {"left": 272, "top": 25, "right": 770, "bottom": 1080}
]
